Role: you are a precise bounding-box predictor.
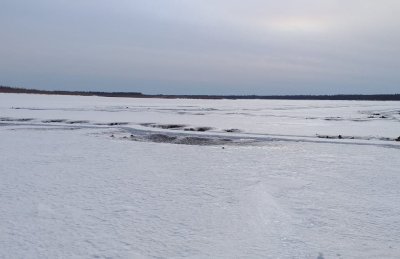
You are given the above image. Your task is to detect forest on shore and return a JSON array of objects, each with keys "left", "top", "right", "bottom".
[{"left": 1, "top": 86, "right": 399, "bottom": 101}]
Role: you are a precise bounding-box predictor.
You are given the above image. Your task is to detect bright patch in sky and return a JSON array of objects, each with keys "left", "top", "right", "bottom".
[{"left": 267, "top": 17, "right": 327, "bottom": 33}]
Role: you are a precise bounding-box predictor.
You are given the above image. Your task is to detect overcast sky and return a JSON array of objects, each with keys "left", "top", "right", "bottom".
[{"left": 1, "top": 0, "right": 399, "bottom": 94}]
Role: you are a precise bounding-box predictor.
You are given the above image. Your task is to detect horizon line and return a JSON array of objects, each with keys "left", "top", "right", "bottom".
[{"left": 0, "top": 85, "right": 399, "bottom": 101}]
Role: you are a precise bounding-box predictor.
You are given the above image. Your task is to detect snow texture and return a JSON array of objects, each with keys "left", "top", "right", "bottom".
[{"left": 1, "top": 93, "right": 400, "bottom": 258}]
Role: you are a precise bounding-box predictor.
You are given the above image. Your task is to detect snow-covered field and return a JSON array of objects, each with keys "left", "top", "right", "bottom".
[{"left": 1, "top": 93, "right": 399, "bottom": 258}]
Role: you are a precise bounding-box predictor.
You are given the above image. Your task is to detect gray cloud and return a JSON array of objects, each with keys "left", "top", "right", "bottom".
[{"left": 1, "top": 0, "right": 399, "bottom": 94}]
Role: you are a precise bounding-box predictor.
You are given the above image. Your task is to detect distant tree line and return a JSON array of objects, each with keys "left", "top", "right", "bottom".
[
  {"left": 0, "top": 86, "right": 143, "bottom": 98},
  {"left": 1, "top": 85, "right": 399, "bottom": 101}
]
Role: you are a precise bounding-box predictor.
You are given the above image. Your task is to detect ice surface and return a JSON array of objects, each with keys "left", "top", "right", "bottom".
[
  {"left": 1, "top": 93, "right": 400, "bottom": 258},
  {"left": 1, "top": 93, "right": 400, "bottom": 141}
]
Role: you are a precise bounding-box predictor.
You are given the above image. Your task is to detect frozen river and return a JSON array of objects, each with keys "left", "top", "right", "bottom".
[{"left": 1, "top": 93, "right": 399, "bottom": 258}]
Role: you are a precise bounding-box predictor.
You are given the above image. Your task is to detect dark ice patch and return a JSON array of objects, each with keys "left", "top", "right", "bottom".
[
  {"left": 224, "top": 128, "right": 241, "bottom": 133},
  {"left": 316, "top": 134, "right": 353, "bottom": 140},
  {"left": 324, "top": 117, "right": 343, "bottom": 121},
  {"left": 140, "top": 123, "right": 186, "bottom": 130},
  {"left": 175, "top": 137, "right": 213, "bottom": 145},
  {"left": 66, "top": 120, "right": 89, "bottom": 124},
  {"left": 0, "top": 117, "right": 33, "bottom": 122},
  {"left": 184, "top": 127, "right": 213, "bottom": 132},
  {"left": 147, "top": 134, "right": 177, "bottom": 143},
  {"left": 42, "top": 119, "right": 67, "bottom": 123},
  {"left": 96, "top": 122, "right": 129, "bottom": 126}
]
